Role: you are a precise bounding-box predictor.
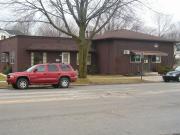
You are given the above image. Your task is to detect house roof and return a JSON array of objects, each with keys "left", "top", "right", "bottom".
[
  {"left": 5, "top": 29, "right": 24, "bottom": 35},
  {"left": 0, "top": 29, "right": 24, "bottom": 35},
  {"left": 94, "top": 29, "right": 177, "bottom": 43}
]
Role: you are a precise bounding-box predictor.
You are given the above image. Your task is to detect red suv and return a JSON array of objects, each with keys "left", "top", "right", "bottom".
[{"left": 7, "top": 63, "right": 77, "bottom": 89}]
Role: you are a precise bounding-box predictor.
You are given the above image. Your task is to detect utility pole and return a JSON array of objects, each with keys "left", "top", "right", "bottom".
[{"left": 140, "top": 52, "right": 144, "bottom": 80}]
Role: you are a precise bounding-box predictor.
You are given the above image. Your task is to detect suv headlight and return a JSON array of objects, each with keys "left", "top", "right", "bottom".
[{"left": 172, "top": 74, "right": 177, "bottom": 77}]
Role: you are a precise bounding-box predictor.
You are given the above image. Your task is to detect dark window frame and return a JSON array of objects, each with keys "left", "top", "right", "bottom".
[
  {"left": 151, "top": 56, "right": 161, "bottom": 63},
  {"left": 130, "top": 55, "right": 141, "bottom": 63},
  {"left": 1, "top": 53, "right": 9, "bottom": 63},
  {"left": 10, "top": 52, "right": 15, "bottom": 64}
]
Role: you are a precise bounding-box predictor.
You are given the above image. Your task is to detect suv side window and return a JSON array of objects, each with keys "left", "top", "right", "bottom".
[
  {"left": 60, "top": 64, "right": 71, "bottom": 71},
  {"left": 36, "top": 65, "right": 45, "bottom": 72},
  {"left": 48, "top": 64, "right": 59, "bottom": 72}
]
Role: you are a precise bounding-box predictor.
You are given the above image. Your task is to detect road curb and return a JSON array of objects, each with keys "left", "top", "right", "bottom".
[{"left": 0, "top": 80, "right": 163, "bottom": 90}]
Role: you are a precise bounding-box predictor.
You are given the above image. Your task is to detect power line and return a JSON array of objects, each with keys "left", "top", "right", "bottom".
[{"left": 137, "top": 0, "right": 169, "bottom": 15}]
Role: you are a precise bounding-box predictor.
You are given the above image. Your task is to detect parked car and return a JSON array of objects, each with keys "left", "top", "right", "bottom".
[
  {"left": 7, "top": 63, "right": 77, "bottom": 89},
  {"left": 162, "top": 66, "right": 180, "bottom": 82}
]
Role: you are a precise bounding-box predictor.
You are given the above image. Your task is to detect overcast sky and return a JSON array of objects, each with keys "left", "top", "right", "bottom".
[
  {"left": 142, "top": 0, "right": 180, "bottom": 26},
  {"left": 1, "top": 0, "right": 180, "bottom": 28}
]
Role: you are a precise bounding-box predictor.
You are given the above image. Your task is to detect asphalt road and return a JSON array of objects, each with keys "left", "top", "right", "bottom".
[{"left": 0, "top": 83, "right": 180, "bottom": 135}]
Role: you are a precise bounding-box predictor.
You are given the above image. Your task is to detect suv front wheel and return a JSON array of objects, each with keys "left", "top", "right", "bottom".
[
  {"left": 60, "top": 77, "right": 70, "bottom": 88},
  {"left": 17, "top": 78, "right": 29, "bottom": 89}
]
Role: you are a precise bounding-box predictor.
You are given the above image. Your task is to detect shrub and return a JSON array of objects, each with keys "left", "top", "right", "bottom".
[
  {"left": 157, "top": 65, "right": 172, "bottom": 75},
  {"left": 88, "top": 65, "right": 98, "bottom": 75},
  {"left": 2, "top": 64, "right": 12, "bottom": 75}
]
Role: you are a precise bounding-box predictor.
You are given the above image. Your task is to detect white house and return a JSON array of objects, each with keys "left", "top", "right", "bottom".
[{"left": 0, "top": 29, "right": 24, "bottom": 40}]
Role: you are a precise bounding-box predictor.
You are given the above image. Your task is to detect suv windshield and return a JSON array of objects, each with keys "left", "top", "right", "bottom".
[
  {"left": 26, "top": 65, "right": 37, "bottom": 72},
  {"left": 175, "top": 66, "right": 180, "bottom": 71}
]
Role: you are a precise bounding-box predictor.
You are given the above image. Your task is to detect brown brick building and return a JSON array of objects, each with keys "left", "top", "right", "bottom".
[{"left": 0, "top": 30, "right": 176, "bottom": 75}]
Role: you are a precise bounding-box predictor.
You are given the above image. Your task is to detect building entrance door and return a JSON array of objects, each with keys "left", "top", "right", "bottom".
[
  {"left": 143, "top": 56, "right": 151, "bottom": 72},
  {"left": 31, "top": 52, "right": 47, "bottom": 66},
  {"left": 33, "top": 52, "right": 43, "bottom": 65}
]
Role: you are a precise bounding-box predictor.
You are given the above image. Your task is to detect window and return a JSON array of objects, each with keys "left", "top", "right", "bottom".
[
  {"left": 48, "top": 64, "right": 59, "bottom": 72},
  {"left": 130, "top": 55, "right": 141, "bottom": 63},
  {"left": 176, "top": 45, "right": 180, "bottom": 51},
  {"left": 1, "top": 53, "right": 8, "bottom": 63},
  {"left": 87, "top": 53, "right": 91, "bottom": 65},
  {"left": 152, "top": 56, "right": 161, "bottom": 63},
  {"left": 1, "top": 53, "right": 6, "bottom": 62},
  {"left": 77, "top": 53, "right": 91, "bottom": 65},
  {"left": 1, "top": 35, "right": 6, "bottom": 40},
  {"left": 9, "top": 52, "right": 15, "bottom": 64},
  {"left": 31, "top": 52, "right": 43, "bottom": 65},
  {"left": 62, "top": 52, "right": 70, "bottom": 64},
  {"left": 36, "top": 65, "right": 45, "bottom": 72},
  {"left": 60, "top": 64, "right": 71, "bottom": 71},
  {"left": 31, "top": 52, "right": 34, "bottom": 66},
  {"left": 43, "top": 52, "right": 47, "bottom": 64}
]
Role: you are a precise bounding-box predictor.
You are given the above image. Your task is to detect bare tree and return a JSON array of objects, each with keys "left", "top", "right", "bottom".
[
  {"left": 12, "top": 22, "right": 32, "bottom": 35},
  {"left": 140, "top": 26, "right": 156, "bottom": 35},
  {"left": 0, "top": 0, "right": 140, "bottom": 78},
  {"left": 129, "top": 18, "right": 144, "bottom": 32},
  {"left": 93, "top": 2, "right": 140, "bottom": 33},
  {"left": 101, "top": 14, "right": 141, "bottom": 32},
  {"left": 35, "top": 23, "right": 64, "bottom": 37},
  {"left": 35, "top": 18, "right": 75, "bottom": 37},
  {"left": 163, "top": 22, "right": 180, "bottom": 40},
  {"left": 154, "top": 13, "right": 174, "bottom": 37},
  {"left": 2, "top": 13, "right": 35, "bottom": 35}
]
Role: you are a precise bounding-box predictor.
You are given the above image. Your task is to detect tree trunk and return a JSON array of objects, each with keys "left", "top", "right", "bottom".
[
  {"left": 76, "top": 26, "right": 91, "bottom": 78},
  {"left": 77, "top": 39, "right": 90, "bottom": 78}
]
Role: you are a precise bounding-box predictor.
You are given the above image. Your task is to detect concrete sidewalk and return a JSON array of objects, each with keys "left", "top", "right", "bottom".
[{"left": 142, "top": 75, "right": 163, "bottom": 82}]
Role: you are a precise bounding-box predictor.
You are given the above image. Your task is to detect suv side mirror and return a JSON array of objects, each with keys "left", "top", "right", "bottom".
[{"left": 33, "top": 69, "right": 38, "bottom": 72}]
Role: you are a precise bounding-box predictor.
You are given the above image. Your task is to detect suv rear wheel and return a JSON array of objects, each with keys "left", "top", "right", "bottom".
[
  {"left": 60, "top": 77, "right": 70, "bottom": 88},
  {"left": 17, "top": 78, "right": 29, "bottom": 89}
]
